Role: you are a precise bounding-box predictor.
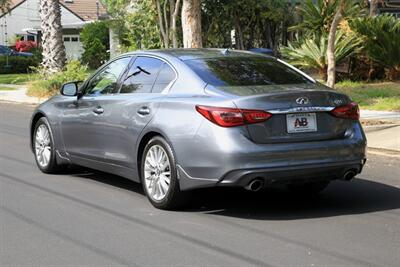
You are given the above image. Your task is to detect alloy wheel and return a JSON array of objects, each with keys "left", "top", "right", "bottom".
[
  {"left": 35, "top": 124, "right": 51, "bottom": 168},
  {"left": 144, "top": 145, "right": 171, "bottom": 201}
]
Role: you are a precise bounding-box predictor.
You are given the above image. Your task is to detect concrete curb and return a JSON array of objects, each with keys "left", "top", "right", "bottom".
[
  {"left": 367, "top": 148, "right": 400, "bottom": 158},
  {"left": 363, "top": 124, "right": 400, "bottom": 133}
]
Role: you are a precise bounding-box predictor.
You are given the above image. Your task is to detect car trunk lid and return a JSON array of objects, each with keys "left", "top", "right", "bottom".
[{"left": 208, "top": 84, "right": 353, "bottom": 144}]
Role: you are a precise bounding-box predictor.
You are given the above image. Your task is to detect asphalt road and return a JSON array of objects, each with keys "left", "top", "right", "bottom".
[{"left": 1, "top": 102, "right": 400, "bottom": 267}]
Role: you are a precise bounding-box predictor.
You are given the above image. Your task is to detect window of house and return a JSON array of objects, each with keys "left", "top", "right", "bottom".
[{"left": 27, "top": 35, "right": 35, "bottom": 42}]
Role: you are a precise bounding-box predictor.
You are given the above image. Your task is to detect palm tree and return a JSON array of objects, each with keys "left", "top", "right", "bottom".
[
  {"left": 281, "top": 31, "right": 360, "bottom": 81},
  {"left": 39, "top": 0, "right": 66, "bottom": 74}
]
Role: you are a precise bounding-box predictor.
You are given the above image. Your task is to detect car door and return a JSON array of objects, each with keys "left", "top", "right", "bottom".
[
  {"left": 93, "top": 56, "right": 177, "bottom": 169},
  {"left": 60, "top": 56, "right": 132, "bottom": 162}
]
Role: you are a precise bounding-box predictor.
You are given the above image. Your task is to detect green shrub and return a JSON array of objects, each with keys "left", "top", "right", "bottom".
[
  {"left": 27, "top": 60, "right": 89, "bottom": 97},
  {"left": 0, "top": 56, "right": 39, "bottom": 74},
  {"left": 81, "top": 21, "right": 110, "bottom": 69},
  {"left": 351, "top": 15, "right": 400, "bottom": 80}
]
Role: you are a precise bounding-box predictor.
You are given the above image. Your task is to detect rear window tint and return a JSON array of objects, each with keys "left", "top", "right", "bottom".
[{"left": 184, "top": 56, "right": 312, "bottom": 86}]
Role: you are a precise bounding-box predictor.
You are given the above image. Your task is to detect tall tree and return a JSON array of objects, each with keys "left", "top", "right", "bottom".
[
  {"left": 369, "top": 0, "right": 378, "bottom": 16},
  {"left": 326, "top": 0, "right": 345, "bottom": 88},
  {"left": 181, "top": 0, "right": 202, "bottom": 48},
  {"left": 39, "top": 0, "right": 66, "bottom": 73},
  {"left": 153, "top": 0, "right": 181, "bottom": 48},
  {"left": 170, "top": 0, "right": 181, "bottom": 48}
]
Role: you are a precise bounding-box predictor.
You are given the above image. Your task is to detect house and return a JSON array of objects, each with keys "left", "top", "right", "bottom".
[
  {"left": 0, "top": 0, "right": 107, "bottom": 59},
  {"left": 377, "top": 0, "right": 400, "bottom": 18}
]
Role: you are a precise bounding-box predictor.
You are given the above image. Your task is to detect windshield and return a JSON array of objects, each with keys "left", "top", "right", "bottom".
[{"left": 184, "top": 56, "right": 313, "bottom": 87}]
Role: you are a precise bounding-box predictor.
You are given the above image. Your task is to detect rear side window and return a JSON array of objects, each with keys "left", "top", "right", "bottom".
[
  {"left": 152, "top": 63, "right": 176, "bottom": 93},
  {"left": 120, "top": 56, "right": 163, "bottom": 93},
  {"left": 184, "top": 56, "right": 312, "bottom": 87}
]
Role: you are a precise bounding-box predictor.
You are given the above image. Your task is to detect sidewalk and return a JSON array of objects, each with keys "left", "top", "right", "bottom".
[
  {"left": 361, "top": 109, "right": 400, "bottom": 122},
  {"left": 0, "top": 85, "right": 45, "bottom": 105}
]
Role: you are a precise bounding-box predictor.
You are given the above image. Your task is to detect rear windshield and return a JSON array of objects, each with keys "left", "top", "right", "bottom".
[{"left": 184, "top": 56, "right": 313, "bottom": 86}]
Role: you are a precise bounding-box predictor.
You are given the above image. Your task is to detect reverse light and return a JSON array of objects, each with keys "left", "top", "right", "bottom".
[
  {"left": 195, "top": 105, "right": 272, "bottom": 127},
  {"left": 330, "top": 102, "right": 360, "bottom": 120}
]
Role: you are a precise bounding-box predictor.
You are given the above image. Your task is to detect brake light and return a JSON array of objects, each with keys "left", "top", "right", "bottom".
[
  {"left": 195, "top": 105, "right": 272, "bottom": 127},
  {"left": 330, "top": 102, "right": 360, "bottom": 120}
]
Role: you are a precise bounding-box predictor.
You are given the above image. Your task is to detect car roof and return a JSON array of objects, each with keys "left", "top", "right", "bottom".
[{"left": 123, "top": 48, "right": 274, "bottom": 61}]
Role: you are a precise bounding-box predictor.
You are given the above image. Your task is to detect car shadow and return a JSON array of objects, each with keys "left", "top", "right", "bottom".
[
  {"left": 61, "top": 165, "right": 144, "bottom": 195},
  {"left": 65, "top": 166, "right": 400, "bottom": 220},
  {"left": 187, "top": 178, "right": 400, "bottom": 220}
]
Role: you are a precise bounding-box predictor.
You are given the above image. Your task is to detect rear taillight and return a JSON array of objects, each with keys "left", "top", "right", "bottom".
[
  {"left": 195, "top": 105, "right": 272, "bottom": 127},
  {"left": 330, "top": 102, "right": 360, "bottom": 120}
]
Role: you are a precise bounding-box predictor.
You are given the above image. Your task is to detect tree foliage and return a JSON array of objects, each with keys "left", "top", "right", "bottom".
[
  {"left": 80, "top": 21, "right": 110, "bottom": 69},
  {"left": 102, "top": 0, "right": 162, "bottom": 50},
  {"left": 351, "top": 15, "right": 400, "bottom": 80},
  {"left": 289, "top": 0, "right": 360, "bottom": 38},
  {"left": 281, "top": 31, "right": 360, "bottom": 80},
  {"left": 202, "top": 0, "right": 294, "bottom": 52}
]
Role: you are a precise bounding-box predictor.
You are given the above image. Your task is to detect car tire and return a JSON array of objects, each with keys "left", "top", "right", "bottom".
[
  {"left": 33, "top": 117, "right": 63, "bottom": 173},
  {"left": 286, "top": 180, "right": 330, "bottom": 195},
  {"left": 141, "top": 136, "right": 186, "bottom": 210}
]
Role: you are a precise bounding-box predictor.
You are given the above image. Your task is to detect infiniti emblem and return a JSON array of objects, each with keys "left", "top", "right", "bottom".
[{"left": 296, "top": 97, "right": 309, "bottom": 105}]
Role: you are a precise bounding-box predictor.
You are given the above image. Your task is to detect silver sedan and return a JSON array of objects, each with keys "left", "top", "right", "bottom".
[{"left": 30, "top": 49, "right": 367, "bottom": 209}]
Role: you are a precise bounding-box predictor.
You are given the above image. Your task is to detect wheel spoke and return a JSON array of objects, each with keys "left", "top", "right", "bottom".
[{"left": 160, "top": 178, "right": 169, "bottom": 192}]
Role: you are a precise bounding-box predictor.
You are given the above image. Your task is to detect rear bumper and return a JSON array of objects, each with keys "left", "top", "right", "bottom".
[
  {"left": 174, "top": 121, "right": 367, "bottom": 190},
  {"left": 218, "top": 159, "right": 365, "bottom": 187}
]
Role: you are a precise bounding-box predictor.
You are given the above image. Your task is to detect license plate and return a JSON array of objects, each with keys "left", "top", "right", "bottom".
[{"left": 286, "top": 113, "right": 317, "bottom": 133}]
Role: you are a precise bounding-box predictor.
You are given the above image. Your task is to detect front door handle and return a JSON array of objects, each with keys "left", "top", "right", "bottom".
[
  {"left": 137, "top": 106, "right": 150, "bottom": 115},
  {"left": 93, "top": 106, "right": 104, "bottom": 114}
]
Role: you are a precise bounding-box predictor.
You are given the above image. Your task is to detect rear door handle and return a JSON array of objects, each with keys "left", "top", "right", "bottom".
[
  {"left": 137, "top": 106, "right": 150, "bottom": 115},
  {"left": 93, "top": 106, "right": 104, "bottom": 114}
]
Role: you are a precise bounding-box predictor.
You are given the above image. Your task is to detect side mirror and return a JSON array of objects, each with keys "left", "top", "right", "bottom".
[{"left": 60, "top": 81, "right": 81, "bottom": 97}]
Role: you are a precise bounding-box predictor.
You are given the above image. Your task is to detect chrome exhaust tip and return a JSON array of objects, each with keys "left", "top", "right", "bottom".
[
  {"left": 343, "top": 169, "right": 357, "bottom": 181},
  {"left": 245, "top": 179, "right": 264, "bottom": 192}
]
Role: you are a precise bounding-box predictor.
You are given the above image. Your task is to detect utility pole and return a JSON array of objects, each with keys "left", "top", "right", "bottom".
[{"left": 4, "top": 20, "right": 11, "bottom": 69}]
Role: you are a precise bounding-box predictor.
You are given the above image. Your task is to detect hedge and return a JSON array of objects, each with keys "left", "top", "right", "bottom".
[{"left": 0, "top": 56, "right": 39, "bottom": 74}]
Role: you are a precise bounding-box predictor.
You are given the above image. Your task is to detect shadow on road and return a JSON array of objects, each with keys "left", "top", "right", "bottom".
[
  {"left": 67, "top": 167, "right": 400, "bottom": 220},
  {"left": 188, "top": 178, "right": 400, "bottom": 220}
]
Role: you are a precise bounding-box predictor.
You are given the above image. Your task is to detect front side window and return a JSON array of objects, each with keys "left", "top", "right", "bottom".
[
  {"left": 85, "top": 57, "right": 131, "bottom": 96},
  {"left": 184, "top": 56, "right": 313, "bottom": 87},
  {"left": 120, "top": 56, "right": 163, "bottom": 94}
]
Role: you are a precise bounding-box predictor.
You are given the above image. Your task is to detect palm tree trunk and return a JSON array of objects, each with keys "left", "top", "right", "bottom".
[
  {"left": 0, "top": 0, "right": 11, "bottom": 13},
  {"left": 39, "top": 0, "right": 66, "bottom": 74},
  {"left": 181, "top": 0, "right": 202, "bottom": 48}
]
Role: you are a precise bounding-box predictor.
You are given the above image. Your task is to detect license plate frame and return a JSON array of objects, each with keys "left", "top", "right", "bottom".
[{"left": 286, "top": 113, "right": 317, "bottom": 133}]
